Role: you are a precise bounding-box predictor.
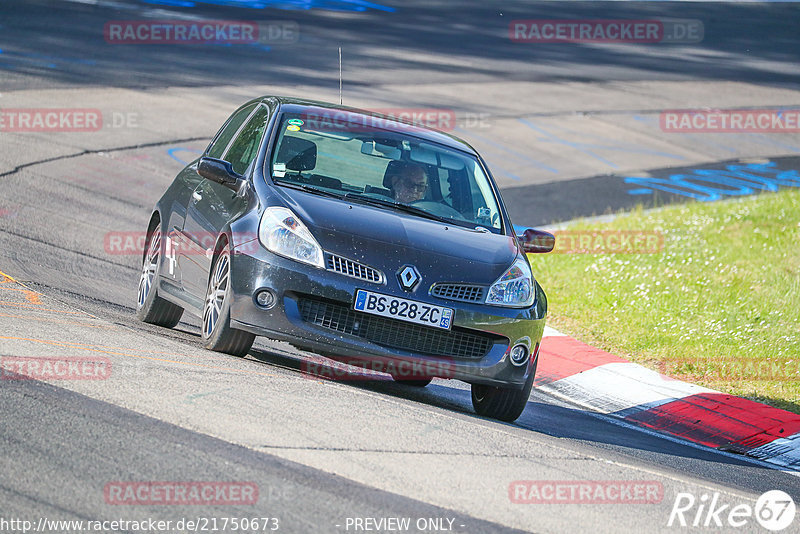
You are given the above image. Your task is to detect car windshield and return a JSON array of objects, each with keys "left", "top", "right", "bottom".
[{"left": 268, "top": 111, "right": 504, "bottom": 233}]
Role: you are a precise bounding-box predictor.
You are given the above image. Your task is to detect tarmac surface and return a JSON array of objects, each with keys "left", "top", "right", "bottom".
[{"left": 1, "top": 1, "right": 800, "bottom": 532}]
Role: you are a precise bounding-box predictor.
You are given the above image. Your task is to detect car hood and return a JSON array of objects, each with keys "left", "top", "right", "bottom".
[{"left": 275, "top": 187, "right": 520, "bottom": 284}]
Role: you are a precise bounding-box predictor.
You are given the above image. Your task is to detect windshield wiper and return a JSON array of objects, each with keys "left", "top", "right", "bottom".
[
  {"left": 275, "top": 181, "right": 346, "bottom": 200},
  {"left": 343, "top": 193, "right": 451, "bottom": 224}
]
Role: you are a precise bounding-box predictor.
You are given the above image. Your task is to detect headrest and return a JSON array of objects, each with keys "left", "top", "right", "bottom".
[{"left": 277, "top": 136, "right": 317, "bottom": 171}]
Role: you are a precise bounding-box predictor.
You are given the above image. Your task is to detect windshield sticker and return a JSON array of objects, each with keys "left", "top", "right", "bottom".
[
  {"left": 286, "top": 124, "right": 301, "bottom": 132},
  {"left": 273, "top": 162, "right": 286, "bottom": 178},
  {"left": 287, "top": 118, "right": 304, "bottom": 126}
]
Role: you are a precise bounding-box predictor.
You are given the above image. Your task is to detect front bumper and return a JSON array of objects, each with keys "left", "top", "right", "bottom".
[{"left": 227, "top": 245, "right": 547, "bottom": 388}]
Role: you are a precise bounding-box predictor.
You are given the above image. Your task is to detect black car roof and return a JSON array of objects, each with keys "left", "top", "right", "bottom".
[{"left": 254, "top": 95, "right": 479, "bottom": 155}]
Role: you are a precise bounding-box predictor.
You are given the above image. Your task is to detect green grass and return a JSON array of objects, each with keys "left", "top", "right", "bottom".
[{"left": 528, "top": 188, "right": 800, "bottom": 413}]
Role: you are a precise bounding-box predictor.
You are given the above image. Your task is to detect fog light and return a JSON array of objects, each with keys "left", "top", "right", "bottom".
[
  {"left": 509, "top": 344, "right": 529, "bottom": 366},
  {"left": 254, "top": 289, "right": 276, "bottom": 309}
]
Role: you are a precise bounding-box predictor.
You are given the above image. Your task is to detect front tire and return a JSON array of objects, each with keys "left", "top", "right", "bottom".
[
  {"left": 471, "top": 360, "right": 537, "bottom": 422},
  {"left": 202, "top": 245, "right": 255, "bottom": 357},
  {"left": 136, "top": 223, "right": 184, "bottom": 328}
]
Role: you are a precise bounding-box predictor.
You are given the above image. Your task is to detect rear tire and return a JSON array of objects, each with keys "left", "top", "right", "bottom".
[
  {"left": 202, "top": 244, "right": 255, "bottom": 357},
  {"left": 136, "top": 221, "right": 183, "bottom": 328},
  {"left": 471, "top": 360, "right": 537, "bottom": 422}
]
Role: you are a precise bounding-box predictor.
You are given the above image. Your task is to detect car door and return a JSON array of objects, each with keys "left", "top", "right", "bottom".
[
  {"left": 167, "top": 102, "right": 258, "bottom": 301},
  {"left": 179, "top": 104, "right": 271, "bottom": 299}
]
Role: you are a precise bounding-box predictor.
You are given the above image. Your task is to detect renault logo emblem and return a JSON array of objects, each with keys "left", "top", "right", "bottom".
[{"left": 397, "top": 265, "right": 421, "bottom": 291}]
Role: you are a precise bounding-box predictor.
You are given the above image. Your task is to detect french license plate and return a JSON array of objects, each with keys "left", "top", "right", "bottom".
[{"left": 353, "top": 290, "right": 453, "bottom": 330}]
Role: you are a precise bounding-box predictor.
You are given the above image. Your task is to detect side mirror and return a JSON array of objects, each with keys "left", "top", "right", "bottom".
[
  {"left": 197, "top": 157, "right": 242, "bottom": 190},
  {"left": 517, "top": 228, "right": 555, "bottom": 254}
]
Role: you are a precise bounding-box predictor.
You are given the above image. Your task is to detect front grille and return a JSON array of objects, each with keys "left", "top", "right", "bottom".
[
  {"left": 326, "top": 254, "right": 383, "bottom": 284},
  {"left": 298, "top": 297, "right": 499, "bottom": 360},
  {"left": 430, "top": 283, "right": 486, "bottom": 303}
]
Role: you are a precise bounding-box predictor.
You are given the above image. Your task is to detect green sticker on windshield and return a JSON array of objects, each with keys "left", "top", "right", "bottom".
[{"left": 287, "top": 119, "right": 304, "bottom": 126}]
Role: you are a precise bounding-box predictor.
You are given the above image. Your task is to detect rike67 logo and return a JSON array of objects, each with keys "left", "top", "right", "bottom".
[{"left": 668, "top": 490, "right": 796, "bottom": 531}]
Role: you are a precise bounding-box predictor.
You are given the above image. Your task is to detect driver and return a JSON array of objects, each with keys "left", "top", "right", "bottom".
[{"left": 387, "top": 162, "right": 428, "bottom": 204}]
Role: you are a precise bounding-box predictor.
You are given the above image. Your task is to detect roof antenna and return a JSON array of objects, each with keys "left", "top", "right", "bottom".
[{"left": 338, "top": 46, "right": 343, "bottom": 105}]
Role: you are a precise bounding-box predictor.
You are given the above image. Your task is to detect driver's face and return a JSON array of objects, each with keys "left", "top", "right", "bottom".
[{"left": 392, "top": 169, "right": 428, "bottom": 203}]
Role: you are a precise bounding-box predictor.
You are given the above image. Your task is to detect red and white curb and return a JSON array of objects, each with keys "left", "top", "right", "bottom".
[{"left": 536, "top": 326, "right": 800, "bottom": 471}]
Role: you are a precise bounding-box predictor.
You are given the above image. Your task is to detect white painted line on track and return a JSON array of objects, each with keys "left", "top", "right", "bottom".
[
  {"left": 542, "top": 362, "right": 717, "bottom": 414},
  {"left": 542, "top": 325, "right": 565, "bottom": 337}
]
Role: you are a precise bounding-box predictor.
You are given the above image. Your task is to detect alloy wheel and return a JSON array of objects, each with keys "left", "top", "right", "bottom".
[{"left": 203, "top": 253, "right": 229, "bottom": 338}]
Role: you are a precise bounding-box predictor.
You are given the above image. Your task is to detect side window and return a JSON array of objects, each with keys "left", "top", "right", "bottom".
[
  {"left": 223, "top": 107, "right": 270, "bottom": 175},
  {"left": 206, "top": 104, "right": 257, "bottom": 160}
]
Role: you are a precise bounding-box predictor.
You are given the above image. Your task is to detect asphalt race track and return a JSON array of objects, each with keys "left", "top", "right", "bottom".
[{"left": 1, "top": 1, "right": 800, "bottom": 533}]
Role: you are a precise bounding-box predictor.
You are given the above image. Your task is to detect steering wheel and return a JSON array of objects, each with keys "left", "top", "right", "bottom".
[{"left": 410, "top": 200, "right": 463, "bottom": 219}]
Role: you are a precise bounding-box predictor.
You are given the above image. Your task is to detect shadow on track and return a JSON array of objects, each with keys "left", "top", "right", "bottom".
[
  {"left": 245, "top": 344, "right": 800, "bottom": 496},
  {"left": 1, "top": 1, "right": 798, "bottom": 90}
]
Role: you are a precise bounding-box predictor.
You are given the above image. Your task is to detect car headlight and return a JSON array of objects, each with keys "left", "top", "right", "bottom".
[
  {"left": 485, "top": 256, "right": 535, "bottom": 307},
  {"left": 259, "top": 207, "right": 324, "bottom": 268}
]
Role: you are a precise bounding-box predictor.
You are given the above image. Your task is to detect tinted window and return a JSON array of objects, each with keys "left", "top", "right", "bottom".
[
  {"left": 224, "top": 106, "right": 270, "bottom": 175},
  {"left": 206, "top": 103, "right": 257, "bottom": 160},
  {"left": 268, "top": 112, "right": 503, "bottom": 233}
]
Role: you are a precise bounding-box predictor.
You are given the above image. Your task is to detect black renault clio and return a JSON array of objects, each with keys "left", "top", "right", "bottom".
[{"left": 136, "top": 96, "right": 554, "bottom": 422}]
